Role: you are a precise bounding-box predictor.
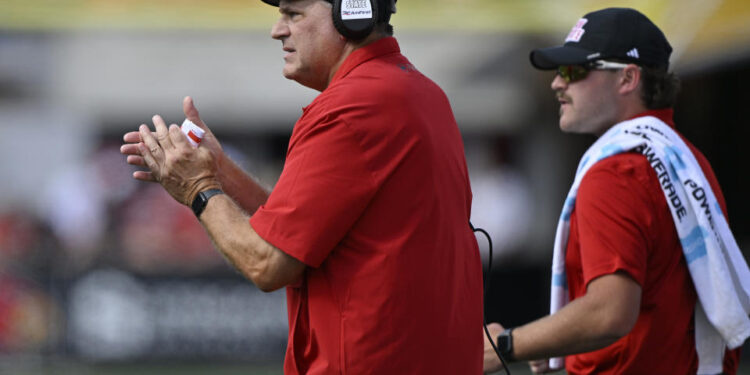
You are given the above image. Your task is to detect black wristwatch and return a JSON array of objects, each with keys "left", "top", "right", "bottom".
[
  {"left": 496, "top": 328, "right": 515, "bottom": 362},
  {"left": 191, "top": 189, "right": 224, "bottom": 218}
]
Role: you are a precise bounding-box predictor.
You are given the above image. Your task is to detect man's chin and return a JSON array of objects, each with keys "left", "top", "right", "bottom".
[
  {"left": 559, "top": 120, "right": 581, "bottom": 134},
  {"left": 558, "top": 116, "right": 572, "bottom": 132},
  {"left": 282, "top": 68, "right": 296, "bottom": 81}
]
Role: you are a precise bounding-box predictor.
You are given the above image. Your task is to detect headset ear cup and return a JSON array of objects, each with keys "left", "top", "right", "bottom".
[
  {"left": 331, "top": 0, "right": 348, "bottom": 38},
  {"left": 332, "top": 0, "right": 377, "bottom": 40}
]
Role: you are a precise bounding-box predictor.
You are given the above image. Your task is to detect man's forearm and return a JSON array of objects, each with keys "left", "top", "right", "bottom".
[
  {"left": 512, "top": 298, "right": 622, "bottom": 361},
  {"left": 512, "top": 273, "right": 641, "bottom": 361},
  {"left": 198, "top": 193, "right": 304, "bottom": 292},
  {"left": 217, "top": 154, "right": 270, "bottom": 215}
]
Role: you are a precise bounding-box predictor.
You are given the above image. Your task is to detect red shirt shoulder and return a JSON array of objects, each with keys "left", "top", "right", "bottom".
[{"left": 571, "top": 152, "right": 660, "bottom": 287}]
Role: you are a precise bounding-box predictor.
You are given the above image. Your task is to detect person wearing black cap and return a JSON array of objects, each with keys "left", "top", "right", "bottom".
[
  {"left": 483, "top": 7, "right": 747, "bottom": 375},
  {"left": 121, "top": 0, "right": 484, "bottom": 374}
]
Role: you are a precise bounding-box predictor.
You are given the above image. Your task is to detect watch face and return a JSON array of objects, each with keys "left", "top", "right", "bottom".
[
  {"left": 497, "top": 336, "right": 508, "bottom": 351},
  {"left": 497, "top": 330, "right": 512, "bottom": 354},
  {"left": 192, "top": 189, "right": 224, "bottom": 218},
  {"left": 191, "top": 194, "right": 206, "bottom": 216}
]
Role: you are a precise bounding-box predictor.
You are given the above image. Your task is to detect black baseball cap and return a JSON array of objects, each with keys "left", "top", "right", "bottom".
[{"left": 530, "top": 8, "right": 672, "bottom": 70}]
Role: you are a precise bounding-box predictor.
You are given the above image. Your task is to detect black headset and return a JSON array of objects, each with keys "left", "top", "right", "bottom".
[
  {"left": 331, "top": 0, "right": 389, "bottom": 40},
  {"left": 262, "top": 0, "right": 392, "bottom": 40}
]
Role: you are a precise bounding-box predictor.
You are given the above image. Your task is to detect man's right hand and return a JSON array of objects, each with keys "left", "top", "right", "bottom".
[{"left": 121, "top": 96, "right": 225, "bottom": 182}]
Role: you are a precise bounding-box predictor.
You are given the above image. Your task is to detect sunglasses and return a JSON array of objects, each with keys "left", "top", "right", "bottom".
[{"left": 556, "top": 60, "right": 632, "bottom": 83}]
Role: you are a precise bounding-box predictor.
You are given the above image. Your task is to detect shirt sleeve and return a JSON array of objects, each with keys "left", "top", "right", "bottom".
[
  {"left": 574, "top": 154, "right": 658, "bottom": 287},
  {"left": 250, "top": 116, "right": 377, "bottom": 268}
]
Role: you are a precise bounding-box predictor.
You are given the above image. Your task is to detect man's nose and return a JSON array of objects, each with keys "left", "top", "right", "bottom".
[
  {"left": 271, "top": 18, "right": 289, "bottom": 40},
  {"left": 551, "top": 73, "right": 568, "bottom": 91}
]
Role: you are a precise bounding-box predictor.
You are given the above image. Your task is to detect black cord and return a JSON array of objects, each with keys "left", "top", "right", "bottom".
[{"left": 471, "top": 221, "right": 511, "bottom": 375}]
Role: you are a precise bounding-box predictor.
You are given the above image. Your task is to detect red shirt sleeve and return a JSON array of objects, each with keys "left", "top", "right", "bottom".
[
  {"left": 250, "top": 115, "right": 376, "bottom": 268},
  {"left": 574, "top": 154, "right": 661, "bottom": 287}
]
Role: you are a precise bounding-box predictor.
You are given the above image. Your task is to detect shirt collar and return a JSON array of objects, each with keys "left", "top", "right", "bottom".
[
  {"left": 629, "top": 108, "right": 675, "bottom": 128},
  {"left": 329, "top": 37, "right": 400, "bottom": 85}
]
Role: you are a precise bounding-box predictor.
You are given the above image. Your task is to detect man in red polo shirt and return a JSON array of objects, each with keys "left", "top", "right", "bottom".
[
  {"left": 121, "top": 0, "right": 483, "bottom": 373},
  {"left": 483, "top": 8, "right": 748, "bottom": 375}
]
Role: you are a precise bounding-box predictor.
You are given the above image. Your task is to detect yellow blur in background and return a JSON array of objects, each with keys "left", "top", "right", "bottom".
[{"left": 3, "top": 0, "right": 750, "bottom": 64}]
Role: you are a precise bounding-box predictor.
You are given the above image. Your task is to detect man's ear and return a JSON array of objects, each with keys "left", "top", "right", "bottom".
[{"left": 619, "top": 64, "right": 641, "bottom": 96}]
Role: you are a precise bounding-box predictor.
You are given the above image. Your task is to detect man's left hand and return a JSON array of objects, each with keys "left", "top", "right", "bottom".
[{"left": 137, "top": 114, "right": 220, "bottom": 206}]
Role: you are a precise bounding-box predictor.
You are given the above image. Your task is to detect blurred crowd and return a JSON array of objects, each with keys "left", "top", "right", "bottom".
[
  {"left": 0, "top": 138, "right": 252, "bottom": 358},
  {"left": 0, "top": 130, "right": 535, "bottom": 359}
]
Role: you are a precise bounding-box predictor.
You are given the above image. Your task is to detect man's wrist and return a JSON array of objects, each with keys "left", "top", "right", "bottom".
[
  {"left": 186, "top": 178, "right": 221, "bottom": 204},
  {"left": 191, "top": 188, "right": 224, "bottom": 218}
]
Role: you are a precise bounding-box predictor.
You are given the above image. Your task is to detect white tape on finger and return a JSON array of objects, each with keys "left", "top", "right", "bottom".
[{"left": 181, "top": 119, "right": 205, "bottom": 148}]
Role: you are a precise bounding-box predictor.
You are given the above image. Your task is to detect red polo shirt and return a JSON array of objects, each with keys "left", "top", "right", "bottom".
[
  {"left": 565, "top": 109, "right": 740, "bottom": 374},
  {"left": 250, "top": 37, "right": 483, "bottom": 374}
]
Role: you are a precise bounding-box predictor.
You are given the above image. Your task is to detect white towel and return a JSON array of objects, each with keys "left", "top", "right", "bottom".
[{"left": 548, "top": 116, "right": 750, "bottom": 374}]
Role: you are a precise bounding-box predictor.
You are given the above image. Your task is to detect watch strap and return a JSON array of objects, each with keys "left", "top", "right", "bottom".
[{"left": 191, "top": 188, "right": 224, "bottom": 218}]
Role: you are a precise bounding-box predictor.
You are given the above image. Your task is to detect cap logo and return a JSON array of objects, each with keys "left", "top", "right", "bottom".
[
  {"left": 341, "top": 0, "right": 373, "bottom": 20},
  {"left": 565, "top": 18, "right": 588, "bottom": 43},
  {"left": 627, "top": 48, "right": 640, "bottom": 59}
]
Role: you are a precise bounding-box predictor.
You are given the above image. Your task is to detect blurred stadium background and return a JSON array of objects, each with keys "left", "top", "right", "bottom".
[{"left": 0, "top": 0, "right": 748, "bottom": 373}]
